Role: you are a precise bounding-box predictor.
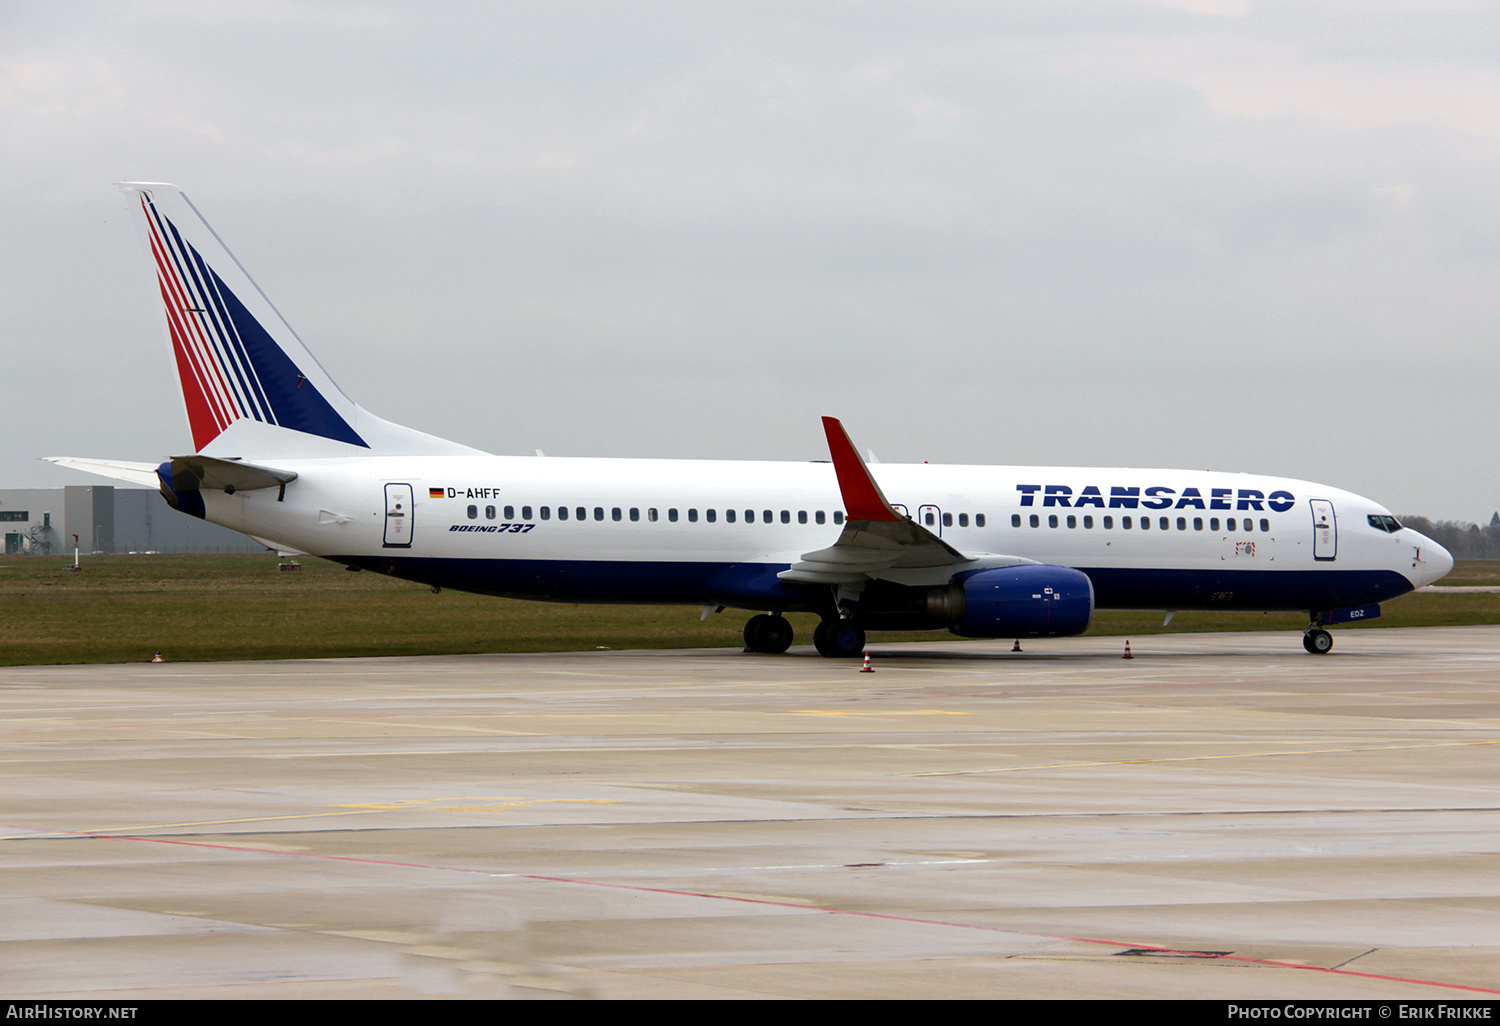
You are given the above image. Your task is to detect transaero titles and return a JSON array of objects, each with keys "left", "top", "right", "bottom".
[{"left": 1017, "top": 484, "right": 1296, "bottom": 512}]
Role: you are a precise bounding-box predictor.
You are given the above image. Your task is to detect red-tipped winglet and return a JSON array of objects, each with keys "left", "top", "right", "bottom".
[{"left": 822, "top": 417, "right": 903, "bottom": 523}]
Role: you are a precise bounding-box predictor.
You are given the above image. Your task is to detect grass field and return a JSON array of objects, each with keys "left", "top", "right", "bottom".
[{"left": 1, "top": 553, "right": 1497, "bottom": 665}]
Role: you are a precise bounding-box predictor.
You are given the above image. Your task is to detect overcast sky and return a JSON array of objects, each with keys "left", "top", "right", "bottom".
[{"left": 3, "top": 0, "right": 1498, "bottom": 520}]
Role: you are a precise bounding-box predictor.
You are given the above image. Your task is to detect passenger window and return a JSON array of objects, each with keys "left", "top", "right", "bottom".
[
  {"left": 1103, "top": 516, "right": 1113, "bottom": 529},
  {"left": 1141, "top": 517, "right": 1150, "bottom": 530},
  {"left": 959, "top": 513, "right": 969, "bottom": 527},
  {"left": 611, "top": 507, "right": 622, "bottom": 522},
  {"left": 1160, "top": 517, "right": 1170, "bottom": 530},
  {"left": 764, "top": 510, "right": 773, "bottom": 523},
  {"left": 707, "top": 509, "right": 716, "bottom": 523},
  {"left": 1083, "top": 515, "right": 1093, "bottom": 529},
  {"left": 924, "top": 511, "right": 935, "bottom": 526},
  {"left": 594, "top": 507, "right": 604, "bottom": 521},
  {"left": 668, "top": 508, "right": 678, "bottom": 523},
  {"left": 942, "top": 512, "right": 953, "bottom": 527},
  {"left": 1048, "top": 514, "right": 1059, "bottom": 528},
  {"left": 798, "top": 510, "right": 808, "bottom": 524},
  {"left": 781, "top": 510, "right": 790, "bottom": 524},
  {"left": 726, "top": 509, "right": 736, "bottom": 523},
  {"left": 1210, "top": 518, "right": 1219, "bottom": 531},
  {"left": 521, "top": 506, "right": 532, "bottom": 520},
  {"left": 576, "top": 507, "right": 586, "bottom": 521},
  {"left": 648, "top": 508, "right": 658, "bottom": 522},
  {"left": 688, "top": 509, "right": 698, "bottom": 523},
  {"left": 1226, "top": 517, "right": 1235, "bottom": 531},
  {"left": 1066, "top": 515, "right": 1076, "bottom": 529},
  {"left": 745, "top": 510, "right": 755, "bottom": 523},
  {"left": 486, "top": 505, "right": 496, "bottom": 520},
  {"left": 1260, "top": 519, "right": 1269, "bottom": 532},
  {"left": 504, "top": 505, "right": 514, "bottom": 519},
  {"left": 1193, "top": 517, "right": 1203, "bottom": 531},
  {"left": 630, "top": 508, "right": 639, "bottom": 522},
  {"left": 1123, "top": 516, "right": 1132, "bottom": 529},
  {"left": 1030, "top": 514, "right": 1040, "bottom": 528},
  {"left": 467, "top": 505, "right": 477, "bottom": 519},
  {"left": 1176, "top": 517, "right": 1185, "bottom": 531},
  {"left": 1243, "top": 518, "right": 1252, "bottom": 532},
  {"left": 540, "top": 506, "right": 551, "bottom": 520},
  {"left": 558, "top": 506, "right": 568, "bottom": 521},
  {"left": 1011, "top": 514, "right": 1021, "bottom": 528},
  {"left": 833, "top": 511, "right": 844, "bottom": 524},
  {"left": 975, "top": 514, "right": 985, "bottom": 527},
  {"left": 816, "top": 511, "right": 825, "bottom": 524}
]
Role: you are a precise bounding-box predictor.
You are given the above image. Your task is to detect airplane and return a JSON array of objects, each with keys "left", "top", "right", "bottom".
[{"left": 49, "top": 183, "right": 1454, "bottom": 658}]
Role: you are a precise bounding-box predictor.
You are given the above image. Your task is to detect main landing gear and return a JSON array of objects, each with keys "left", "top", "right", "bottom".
[
  {"left": 743, "top": 613, "right": 794, "bottom": 654},
  {"left": 741, "top": 613, "right": 868, "bottom": 657},
  {"left": 813, "top": 618, "right": 866, "bottom": 658}
]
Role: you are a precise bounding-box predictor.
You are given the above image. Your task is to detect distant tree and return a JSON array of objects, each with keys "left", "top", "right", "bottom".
[{"left": 1398, "top": 515, "right": 1500, "bottom": 559}]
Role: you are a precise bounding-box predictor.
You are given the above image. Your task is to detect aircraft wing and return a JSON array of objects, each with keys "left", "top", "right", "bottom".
[{"left": 778, "top": 418, "right": 1026, "bottom": 587}]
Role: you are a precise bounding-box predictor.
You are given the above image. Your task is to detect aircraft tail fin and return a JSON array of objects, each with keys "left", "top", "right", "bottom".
[{"left": 119, "top": 183, "right": 479, "bottom": 459}]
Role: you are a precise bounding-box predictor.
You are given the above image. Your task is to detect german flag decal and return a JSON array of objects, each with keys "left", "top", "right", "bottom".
[{"left": 429, "top": 487, "right": 444, "bottom": 499}]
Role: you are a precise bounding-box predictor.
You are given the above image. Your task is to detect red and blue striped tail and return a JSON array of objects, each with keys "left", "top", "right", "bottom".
[{"left": 130, "top": 185, "right": 367, "bottom": 452}]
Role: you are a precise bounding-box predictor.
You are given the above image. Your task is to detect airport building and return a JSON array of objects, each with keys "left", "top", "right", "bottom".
[{"left": 0, "top": 486, "right": 264, "bottom": 555}]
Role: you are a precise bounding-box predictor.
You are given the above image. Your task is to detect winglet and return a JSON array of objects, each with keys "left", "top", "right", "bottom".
[{"left": 821, "top": 417, "right": 903, "bottom": 523}]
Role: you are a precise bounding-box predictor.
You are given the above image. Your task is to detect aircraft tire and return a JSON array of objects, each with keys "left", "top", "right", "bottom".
[
  {"left": 743, "top": 614, "right": 767, "bottom": 650},
  {"left": 745, "top": 614, "right": 794, "bottom": 654},
  {"left": 813, "top": 619, "right": 865, "bottom": 658},
  {"left": 1303, "top": 629, "right": 1333, "bottom": 654}
]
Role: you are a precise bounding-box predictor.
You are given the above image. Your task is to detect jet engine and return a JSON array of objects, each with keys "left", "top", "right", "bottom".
[{"left": 949, "top": 564, "right": 1095, "bottom": 638}]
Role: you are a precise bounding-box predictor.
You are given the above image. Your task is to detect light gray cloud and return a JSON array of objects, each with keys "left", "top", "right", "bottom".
[{"left": 2, "top": 0, "right": 1496, "bottom": 520}]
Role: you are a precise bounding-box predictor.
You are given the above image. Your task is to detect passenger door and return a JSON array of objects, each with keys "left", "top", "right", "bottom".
[
  {"left": 1310, "top": 499, "right": 1336, "bottom": 561},
  {"left": 383, "top": 483, "right": 414, "bottom": 548}
]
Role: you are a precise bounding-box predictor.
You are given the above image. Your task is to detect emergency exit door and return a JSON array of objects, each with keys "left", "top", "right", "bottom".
[
  {"left": 1310, "top": 498, "right": 1336, "bottom": 561},
  {"left": 918, "top": 504, "right": 943, "bottom": 536},
  {"left": 384, "top": 483, "right": 414, "bottom": 548}
]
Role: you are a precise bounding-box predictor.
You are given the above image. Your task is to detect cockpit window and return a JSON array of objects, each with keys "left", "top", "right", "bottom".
[{"left": 1367, "top": 514, "right": 1403, "bottom": 533}]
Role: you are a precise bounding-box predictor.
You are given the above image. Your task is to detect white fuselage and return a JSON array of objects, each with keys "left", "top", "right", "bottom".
[{"left": 194, "top": 453, "right": 1451, "bottom": 613}]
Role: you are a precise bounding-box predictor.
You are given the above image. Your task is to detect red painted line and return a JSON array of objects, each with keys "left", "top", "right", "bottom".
[{"left": 98, "top": 833, "right": 1500, "bottom": 995}]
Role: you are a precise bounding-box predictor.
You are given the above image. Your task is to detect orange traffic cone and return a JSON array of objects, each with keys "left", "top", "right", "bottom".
[
  {"left": 151, "top": 652, "right": 164, "bottom": 663},
  {"left": 1011, "top": 639, "right": 1022, "bottom": 652},
  {"left": 860, "top": 651, "right": 874, "bottom": 672},
  {"left": 1122, "top": 640, "right": 1133, "bottom": 660}
]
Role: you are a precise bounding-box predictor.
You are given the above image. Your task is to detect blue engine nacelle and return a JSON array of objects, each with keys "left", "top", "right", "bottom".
[{"left": 951, "top": 564, "right": 1095, "bottom": 638}]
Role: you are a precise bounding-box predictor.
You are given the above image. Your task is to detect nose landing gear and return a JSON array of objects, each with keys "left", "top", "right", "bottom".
[{"left": 1303, "top": 626, "right": 1333, "bottom": 654}]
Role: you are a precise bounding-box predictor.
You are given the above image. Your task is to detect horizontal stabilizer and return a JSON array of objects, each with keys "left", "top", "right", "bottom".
[
  {"left": 42, "top": 457, "right": 161, "bottom": 488},
  {"left": 168, "top": 454, "right": 297, "bottom": 493}
]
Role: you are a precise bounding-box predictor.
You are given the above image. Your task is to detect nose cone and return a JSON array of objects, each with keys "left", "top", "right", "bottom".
[{"left": 1408, "top": 531, "right": 1454, "bottom": 588}]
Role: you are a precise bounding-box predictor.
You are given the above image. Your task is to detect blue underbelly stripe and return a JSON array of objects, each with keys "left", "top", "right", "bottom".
[{"left": 331, "top": 555, "right": 1413, "bottom": 612}]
